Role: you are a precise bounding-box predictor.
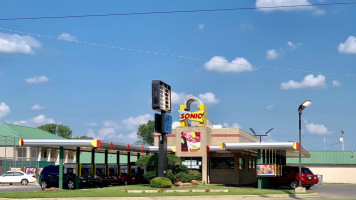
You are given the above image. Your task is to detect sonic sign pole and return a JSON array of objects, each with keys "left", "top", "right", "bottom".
[{"left": 152, "top": 80, "right": 172, "bottom": 177}]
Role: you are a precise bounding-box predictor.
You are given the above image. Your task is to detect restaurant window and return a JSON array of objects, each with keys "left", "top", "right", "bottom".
[
  {"left": 43, "top": 151, "right": 47, "bottom": 158},
  {"left": 239, "top": 158, "right": 245, "bottom": 170},
  {"left": 17, "top": 148, "right": 27, "bottom": 158},
  {"left": 181, "top": 157, "right": 202, "bottom": 171},
  {"left": 30, "top": 147, "right": 37, "bottom": 158},
  {"left": 211, "top": 157, "right": 234, "bottom": 169},
  {"left": 249, "top": 158, "right": 252, "bottom": 171}
]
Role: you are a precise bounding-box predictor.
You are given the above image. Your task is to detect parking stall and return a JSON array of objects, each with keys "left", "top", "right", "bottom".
[{"left": 19, "top": 138, "right": 175, "bottom": 189}]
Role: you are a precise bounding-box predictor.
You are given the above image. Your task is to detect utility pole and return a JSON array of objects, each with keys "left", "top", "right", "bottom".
[{"left": 340, "top": 130, "right": 345, "bottom": 151}]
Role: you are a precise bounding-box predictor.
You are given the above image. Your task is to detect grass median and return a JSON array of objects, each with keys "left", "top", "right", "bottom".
[{"left": 0, "top": 184, "right": 300, "bottom": 198}]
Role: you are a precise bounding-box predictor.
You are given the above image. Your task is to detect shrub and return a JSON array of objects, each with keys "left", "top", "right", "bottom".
[
  {"left": 150, "top": 177, "right": 172, "bottom": 188},
  {"left": 136, "top": 154, "right": 182, "bottom": 171},
  {"left": 173, "top": 164, "right": 189, "bottom": 174},
  {"left": 167, "top": 154, "right": 182, "bottom": 168},
  {"left": 143, "top": 170, "right": 157, "bottom": 183},
  {"left": 167, "top": 171, "right": 175, "bottom": 183},
  {"left": 175, "top": 172, "right": 191, "bottom": 183},
  {"left": 189, "top": 170, "right": 202, "bottom": 181}
]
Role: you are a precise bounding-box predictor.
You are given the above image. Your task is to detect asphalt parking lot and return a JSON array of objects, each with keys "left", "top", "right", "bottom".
[
  {"left": 311, "top": 183, "right": 356, "bottom": 199},
  {"left": 0, "top": 182, "right": 41, "bottom": 193}
]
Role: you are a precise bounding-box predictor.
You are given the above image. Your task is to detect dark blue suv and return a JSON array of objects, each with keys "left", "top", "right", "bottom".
[{"left": 39, "top": 165, "right": 77, "bottom": 190}]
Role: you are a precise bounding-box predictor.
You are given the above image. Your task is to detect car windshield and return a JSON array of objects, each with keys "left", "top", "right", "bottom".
[{"left": 302, "top": 168, "right": 313, "bottom": 174}]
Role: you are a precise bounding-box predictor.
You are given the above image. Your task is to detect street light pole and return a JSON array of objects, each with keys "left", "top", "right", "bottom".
[
  {"left": 298, "top": 108, "right": 302, "bottom": 188},
  {"left": 298, "top": 100, "right": 311, "bottom": 189}
]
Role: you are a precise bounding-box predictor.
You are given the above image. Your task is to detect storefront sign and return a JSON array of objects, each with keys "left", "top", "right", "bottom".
[
  {"left": 181, "top": 132, "right": 201, "bottom": 152},
  {"left": 10, "top": 167, "right": 23, "bottom": 172},
  {"left": 25, "top": 167, "right": 36, "bottom": 175},
  {"left": 257, "top": 164, "right": 276, "bottom": 177},
  {"left": 179, "top": 110, "right": 205, "bottom": 122}
]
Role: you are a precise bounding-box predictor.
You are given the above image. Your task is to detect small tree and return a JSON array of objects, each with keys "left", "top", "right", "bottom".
[
  {"left": 135, "top": 120, "right": 154, "bottom": 145},
  {"left": 38, "top": 123, "right": 72, "bottom": 139}
]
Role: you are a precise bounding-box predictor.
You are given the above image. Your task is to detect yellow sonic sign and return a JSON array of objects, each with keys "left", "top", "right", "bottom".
[{"left": 179, "top": 110, "right": 205, "bottom": 123}]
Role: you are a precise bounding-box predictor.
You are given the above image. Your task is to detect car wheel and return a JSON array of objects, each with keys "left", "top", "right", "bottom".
[
  {"left": 41, "top": 181, "right": 48, "bottom": 190},
  {"left": 67, "top": 180, "right": 75, "bottom": 190},
  {"left": 289, "top": 180, "right": 298, "bottom": 189},
  {"left": 21, "top": 179, "right": 29, "bottom": 185},
  {"left": 305, "top": 185, "right": 311, "bottom": 190}
]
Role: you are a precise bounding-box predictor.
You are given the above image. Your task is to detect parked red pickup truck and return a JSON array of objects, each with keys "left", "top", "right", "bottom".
[{"left": 270, "top": 166, "right": 318, "bottom": 189}]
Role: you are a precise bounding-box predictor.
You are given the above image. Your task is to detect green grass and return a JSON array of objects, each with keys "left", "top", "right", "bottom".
[{"left": 0, "top": 184, "right": 301, "bottom": 199}]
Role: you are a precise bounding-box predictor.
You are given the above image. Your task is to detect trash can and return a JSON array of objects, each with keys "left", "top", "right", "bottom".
[{"left": 317, "top": 175, "right": 323, "bottom": 185}]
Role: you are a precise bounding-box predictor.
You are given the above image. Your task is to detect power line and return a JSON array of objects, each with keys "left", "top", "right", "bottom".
[
  {"left": 0, "top": 2, "right": 356, "bottom": 21},
  {"left": 308, "top": 142, "right": 340, "bottom": 151},
  {"left": 1, "top": 27, "right": 355, "bottom": 79}
]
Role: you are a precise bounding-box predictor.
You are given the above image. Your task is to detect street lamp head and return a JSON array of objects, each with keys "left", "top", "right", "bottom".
[
  {"left": 298, "top": 100, "right": 311, "bottom": 111},
  {"left": 266, "top": 128, "right": 274, "bottom": 135},
  {"left": 249, "top": 128, "right": 256, "bottom": 135}
]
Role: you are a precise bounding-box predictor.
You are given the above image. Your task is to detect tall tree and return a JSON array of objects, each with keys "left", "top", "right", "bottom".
[
  {"left": 72, "top": 136, "right": 94, "bottom": 139},
  {"left": 136, "top": 120, "right": 154, "bottom": 145},
  {"left": 38, "top": 123, "right": 72, "bottom": 139}
]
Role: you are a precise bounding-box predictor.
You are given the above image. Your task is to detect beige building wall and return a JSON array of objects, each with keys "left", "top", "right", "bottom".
[
  {"left": 307, "top": 165, "right": 356, "bottom": 184},
  {"left": 0, "top": 147, "right": 15, "bottom": 159},
  {"left": 153, "top": 126, "right": 258, "bottom": 185}
]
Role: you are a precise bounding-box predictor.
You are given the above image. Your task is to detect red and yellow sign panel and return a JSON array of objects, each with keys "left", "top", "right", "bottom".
[
  {"left": 179, "top": 110, "right": 205, "bottom": 123},
  {"left": 181, "top": 132, "right": 201, "bottom": 152}
]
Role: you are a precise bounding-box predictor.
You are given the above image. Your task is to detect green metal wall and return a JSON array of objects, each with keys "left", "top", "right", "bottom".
[{"left": 287, "top": 151, "right": 356, "bottom": 165}]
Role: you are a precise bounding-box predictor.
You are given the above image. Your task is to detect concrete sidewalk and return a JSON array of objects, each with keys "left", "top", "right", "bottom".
[{"left": 1, "top": 193, "right": 321, "bottom": 200}]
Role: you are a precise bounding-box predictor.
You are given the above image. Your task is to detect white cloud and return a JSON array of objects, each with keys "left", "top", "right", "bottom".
[
  {"left": 266, "top": 49, "right": 279, "bottom": 60},
  {"left": 267, "top": 104, "right": 274, "bottom": 110},
  {"left": 198, "top": 24, "right": 205, "bottom": 30},
  {"left": 172, "top": 121, "right": 180, "bottom": 129},
  {"left": 6, "top": 114, "right": 55, "bottom": 127},
  {"left": 10, "top": 120, "right": 30, "bottom": 126},
  {"left": 280, "top": 74, "right": 327, "bottom": 90},
  {"left": 171, "top": 92, "right": 192, "bottom": 104},
  {"left": 98, "top": 127, "right": 116, "bottom": 139},
  {"left": 204, "top": 56, "right": 254, "bottom": 73},
  {"left": 31, "top": 114, "right": 55, "bottom": 124},
  {"left": 87, "top": 129, "right": 96, "bottom": 138},
  {"left": 103, "top": 120, "right": 120, "bottom": 129},
  {"left": 58, "top": 33, "right": 77, "bottom": 41},
  {"left": 0, "top": 102, "right": 11, "bottom": 118},
  {"left": 256, "top": 0, "right": 324, "bottom": 14},
  {"left": 122, "top": 114, "right": 153, "bottom": 130},
  {"left": 338, "top": 36, "right": 356, "bottom": 54},
  {"left": 25, "top": 75, "right": 49, "bottom": 84},
  {"left": 0, "top": 32, "right": 41, "bottom": 54},
  {"left": 332, "top": 80, "right": 341, "bottom": 87},
  {"left": 306, "top": 122, "right": 330, "bottom": 135},
  {"left": 127, "top": 131, "right": 138, "bottom": 139},
  {"left": 287, "top": 41, "right": 302, "bottom": 50},
  {"left": 198, "top": 92, "right": 219, "bottom": 104},
  {"left": 31, "top": 104, "right": 44, "bottom": 110},
  {"left": 222, "top": 122, "right": 241, "bottom": 129}
]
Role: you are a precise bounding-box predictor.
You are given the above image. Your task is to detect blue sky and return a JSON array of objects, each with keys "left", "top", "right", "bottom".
[{"left": 0, "top": 0, "right": 355, "bottom": 151}]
